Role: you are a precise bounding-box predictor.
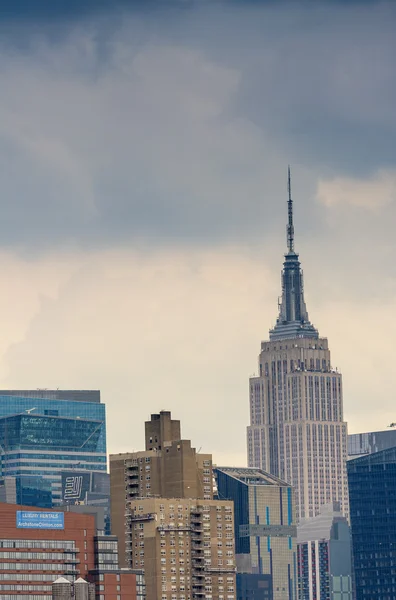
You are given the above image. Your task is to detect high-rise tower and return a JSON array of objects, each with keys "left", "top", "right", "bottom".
[{"left": 247, "top": 170, "right": 349, "bottom": 521}]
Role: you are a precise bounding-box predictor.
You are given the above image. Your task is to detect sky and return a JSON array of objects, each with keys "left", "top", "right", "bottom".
[{"left": 0, "top": 0, "right": 395, "bottom": 466}]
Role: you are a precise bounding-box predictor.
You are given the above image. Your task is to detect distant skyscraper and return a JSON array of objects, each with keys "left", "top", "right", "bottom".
[
  {"left": 348, "top": 428, "right": 396, "bottom": 458},
  {"left": 297, "top": 502, "right": 353, "bottom": 600},
  {"left": 348, "top": 447, "right": 396, "bottom": 600},
  {"left": 247, "top": 170, "right": 349, "bottom": 521},
  {"left": 0, "top": 390, "right": 107, "bottom": 506},
  {"left": 215, "top": 466, "right": 297, "bottom": 600}
]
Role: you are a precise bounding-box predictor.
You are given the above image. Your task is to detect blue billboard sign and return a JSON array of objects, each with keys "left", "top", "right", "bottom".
[{"left": 16, "top": 511, "right": 64, "bottom": 530}]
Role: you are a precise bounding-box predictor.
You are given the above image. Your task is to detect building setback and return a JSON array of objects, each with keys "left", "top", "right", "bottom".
[
  {"left": 347, "top": 447, "right": 396, "bottom": 600},
  {"left": 215, "top": 466, "right": 297, "bottom": 600},
  {"left": 110, "top": 410, "right": 213, "bottom": 568},
  {"left": 0, "top": 502, "right": 143, "bottom": 600},
  {"left": 297, "top": 502, "right": 352, "bottom": 600},
  {"left": 246, "top": 169, "right": 349, "bottom": 521}
]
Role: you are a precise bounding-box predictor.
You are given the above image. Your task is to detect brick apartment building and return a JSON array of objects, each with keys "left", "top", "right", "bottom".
[
  {"left": 110, "top": 411, "right": 236, "bottom": 600},
  {"left": 0, "top": 503, "right": 143, "bottom": 600}
]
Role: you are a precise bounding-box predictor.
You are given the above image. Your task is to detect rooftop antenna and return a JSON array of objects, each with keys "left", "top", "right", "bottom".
[{"left": 287, "top": 165, "right": 294, "bottom": 253}]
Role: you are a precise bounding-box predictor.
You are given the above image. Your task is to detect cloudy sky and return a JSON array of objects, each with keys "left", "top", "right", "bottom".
[{"left": 0, "top": 0, "right": 395, "bottom": 465}]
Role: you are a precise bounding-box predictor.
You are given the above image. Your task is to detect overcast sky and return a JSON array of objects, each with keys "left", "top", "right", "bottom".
[{"left": 0, "top": 0, "right": 395, "bottom": 466}]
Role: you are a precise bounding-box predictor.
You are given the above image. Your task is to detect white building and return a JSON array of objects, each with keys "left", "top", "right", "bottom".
[{"left": 247, "top": 169, "right": 349, "bottom": 521}]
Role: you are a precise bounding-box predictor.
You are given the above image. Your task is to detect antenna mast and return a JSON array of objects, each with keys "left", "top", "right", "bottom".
[{"left": 287, "top": 165, "right": 294, "bottom": 253}]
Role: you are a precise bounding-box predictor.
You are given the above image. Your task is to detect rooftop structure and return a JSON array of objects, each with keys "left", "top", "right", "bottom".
[
  {"left": 0, "top": 390, "right": 100, "bottom": 403},
  {"left": 269, "top": 167, "right": 318, "bottom": 342}
]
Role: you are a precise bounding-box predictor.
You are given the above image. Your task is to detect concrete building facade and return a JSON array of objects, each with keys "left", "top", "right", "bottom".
[
  {"left": 110, "top": 411, "right": 212, "bottom": 568},
  {"left": 215, "top": 466, "right": 297, "bottom": 600},
  {"left": 247, "top": 170, "right": 349, "bottom": 521},
  {"left": 127, "top": 497, "right": 236, "bottom": 600}
]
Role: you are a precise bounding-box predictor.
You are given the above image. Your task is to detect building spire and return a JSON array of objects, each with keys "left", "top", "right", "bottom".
[
  {"left": 269, "top": 168, "right": 319, "bottom": 341},
  {"left": 287, "top": 165, "right": 294, "bottom": 253}
]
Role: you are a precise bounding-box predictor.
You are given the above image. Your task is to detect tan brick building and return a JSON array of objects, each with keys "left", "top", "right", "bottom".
[
  {"left": 110, "top": 411, "right": 213, "bottom": 567},
  {"left": 128, "top": 497, "right": 236, "bottom": 600},
  {"left": 110, "top": 411, "right": 236, "bottom": 600}
]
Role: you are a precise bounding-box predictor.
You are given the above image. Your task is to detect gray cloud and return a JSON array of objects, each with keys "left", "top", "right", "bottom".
[
  {"left": 0, "top": 1, "right": 394, "bottom": 255},
  {"left": 0, "top": 1, "right": 395, "bottom": 456}
]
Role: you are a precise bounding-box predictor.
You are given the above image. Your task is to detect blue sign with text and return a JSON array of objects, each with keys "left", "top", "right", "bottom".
[{"left": 16, "top": 511, "right": 64, "bottom": 530}]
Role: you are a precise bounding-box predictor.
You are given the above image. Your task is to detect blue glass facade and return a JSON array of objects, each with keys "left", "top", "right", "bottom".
[
  {"left": 348, "top": 447, "right": 396, "bottom": 600},
  {"left": 236, "top": 573, "right": 272, "bottom": 599},
  {"left": 216, "top": 468, "right": 250, "bottom": 555},
  {"left": 0, "top": 393, "right": 106, "bottom": 507},
  {"left": 215, "top": 467, "right": 297, "bottom": 600}
]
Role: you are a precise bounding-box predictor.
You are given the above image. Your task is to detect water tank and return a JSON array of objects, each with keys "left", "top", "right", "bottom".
[
  {"left": 74, "top": 577, "right": 89, "bottom": 600},
  {"left": 52, "top": 577, "right": 72, "bottom": 600},
  {"left": 88, "top": 582, "right": 96, "bottom": 600}
]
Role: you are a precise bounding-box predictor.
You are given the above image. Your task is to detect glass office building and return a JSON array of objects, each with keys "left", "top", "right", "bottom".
[
  {"left": 348, "top": 429, "right": 396, "bottom": 458},
  {"left": 215, "top": 466, "right": 297, "bottom": 600},
  {"left": 0, "top": 390, "right": 106, "bottom": 506},
  {"left": 297, "top": 502, "right": 352, "bottom": 599},
  {"left": 347, "top": 447, "right": 396, "bottom": 599}
]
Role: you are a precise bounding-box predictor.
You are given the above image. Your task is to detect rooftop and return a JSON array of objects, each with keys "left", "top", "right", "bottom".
[
  {"left": 0, "top": 390, "right": 101, "bottom": 403},
  {"left": 215, "top": 466, "right": 290, "bottom": 487}
]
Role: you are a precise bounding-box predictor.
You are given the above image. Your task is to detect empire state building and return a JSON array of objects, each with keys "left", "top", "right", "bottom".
[{"left": 247, "top": 169, "right": 349, "bottom": 521}]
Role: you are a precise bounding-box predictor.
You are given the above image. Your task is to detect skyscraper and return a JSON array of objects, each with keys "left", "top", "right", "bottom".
[
  {"left": 347, "top": 447, "right": 396, "bottom": 599},
  {"left": 0, "top": 390, "right": 107, "bottom": 507},
  {"left": 215, "top": 466, "right": 297, "bottom": 600},
  {"left": 247, "top": 170, "right": 349, "bottom": 521},
  {"left": 348, "top": 428, "right": 396, "bottom": 458},
  {"left": 297, "top": 502, "right": 353, "bottom": 599}
]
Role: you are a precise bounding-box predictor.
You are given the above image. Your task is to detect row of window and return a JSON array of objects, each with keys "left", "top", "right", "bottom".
[
  {"left": 96, "top": 542, "right": 117, "bottom": 550},
  {"left": 0, "top": 540, "right": 76, "bottom": 550},
  {"left": 1, "top": 452, "right": 106, "bottom": 462},
  {"left": 0, "top": 596, "right": 48, "bottom": 600},
  {"left": 0, "top": 552, "right": 76, "bottom": 560},
  {"left": 0, "top": 563, "right": 77, "bottom": 572},
  {"left": 97, "top": 573, "right": 121, "bottom": 582},
  {"left": 0, "top": 585, "right": 52, "bottom": 591},
  {"left": 0, "top": 574, "right": 70, "bottom": 582}
]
